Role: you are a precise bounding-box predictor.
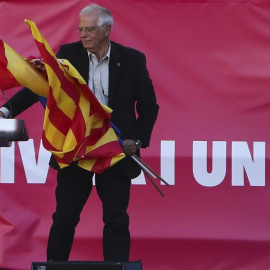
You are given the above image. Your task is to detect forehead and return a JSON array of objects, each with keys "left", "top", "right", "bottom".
[{"left": 79, "top": 12, "right": 99, "bottom": 26}]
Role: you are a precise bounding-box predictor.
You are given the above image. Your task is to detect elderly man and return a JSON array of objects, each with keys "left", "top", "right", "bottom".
[{"left": 0, "top": 3, "right": 159, "bottom": 262}]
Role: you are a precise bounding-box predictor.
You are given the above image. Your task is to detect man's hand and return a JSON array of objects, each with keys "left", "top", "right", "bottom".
[
  {"left": 0, "top": 112, "right": 5, "bottom": 118},
  {"left": 122, "top": 139, "right": 137, "bottom": 156}
]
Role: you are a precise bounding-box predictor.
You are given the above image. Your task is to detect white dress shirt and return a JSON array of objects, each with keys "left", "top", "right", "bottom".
[{"left": 87, "top": 44, "right": 110, "bottom": 106}]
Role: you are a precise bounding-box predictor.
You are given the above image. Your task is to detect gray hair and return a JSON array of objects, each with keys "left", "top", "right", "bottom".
[{"left": 79, "top": 3, "right": 113, "bottom": 27}]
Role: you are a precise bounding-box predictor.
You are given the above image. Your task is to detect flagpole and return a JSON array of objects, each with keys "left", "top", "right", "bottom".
[
  {"left": 130, "top": 155, "right": 156, "bottom": 179},
  {"left": 133, "top": 154, "right": 170, "bottom": 187},
  {"left": 141, "top": 168, "right": 164, "bottom": 197},
  {"left": 111, "top": 122, "right": 169, "bottom": 195}
]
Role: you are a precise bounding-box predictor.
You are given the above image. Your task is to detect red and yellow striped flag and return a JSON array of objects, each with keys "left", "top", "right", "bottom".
[
  {"left": 0, "top": 40, "right": 21, "bottom": 90},
  {"left": 0, "top": 40, "right": 49, "bottom": 96},
  {"left": 25, "top": 19, "right": 125, "bottom": 173},
  {"left": 0, "top": 20, "right": 125, "bottom": 174}
]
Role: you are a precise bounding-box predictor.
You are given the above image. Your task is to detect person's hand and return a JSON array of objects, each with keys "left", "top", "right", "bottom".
[
  {"left": 0, "top": 112, "right": 5, "bottom": 118},
  {"left": 122, "top": 139, "right": 137, "bottom": 156}
]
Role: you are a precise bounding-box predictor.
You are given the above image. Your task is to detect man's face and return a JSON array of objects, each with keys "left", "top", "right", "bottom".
[{"left": 78, "top": 12, "right": 110, "bottom": 54}]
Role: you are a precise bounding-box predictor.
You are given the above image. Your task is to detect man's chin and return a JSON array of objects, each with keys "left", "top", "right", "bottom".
[{"left": 82, "top": 42, "right": 92, "bottom": 49}]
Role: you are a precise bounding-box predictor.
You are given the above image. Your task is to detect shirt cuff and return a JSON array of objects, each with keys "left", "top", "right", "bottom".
[{"left": 0, "top": 107, "right": 10, "bottom": 118}]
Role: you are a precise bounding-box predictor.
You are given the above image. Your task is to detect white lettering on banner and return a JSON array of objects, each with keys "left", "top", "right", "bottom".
[
  {"left": 0, "top": 139, "right": 50, "bottom": 184},
  {"left": 0, "top": 139, "right": 266, "bottom": 187},
  {"left": 193, "top": 141, "right": 227, "bottom": 187},
  {"left": 0, "top": 139, "right": 176, "bottom": 186},
  {"left": 0, "top": 142, "right": 15, "bottom": 183},
  {"left": 193, "top": 141, "right": 265, "bottom": 187},
  {"left": 131, "top": 171, "right": 146, "bottom": 185},
  {"left": 132, "top": 140, "right": 175, "bottom": 185},
  {"left": 18, "top": 140, "right": 51, "bottom": 184},
  {"left": 232, "top": 141, "right": 265, "bottom": 186},
  {"left": 161, "top": 140, "right": 175, "bottom": 185}
]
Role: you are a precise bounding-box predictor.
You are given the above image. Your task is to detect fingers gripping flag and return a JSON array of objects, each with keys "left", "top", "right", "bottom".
[{"left": 0, "top": 20, "right": 125, "bottom": 174}]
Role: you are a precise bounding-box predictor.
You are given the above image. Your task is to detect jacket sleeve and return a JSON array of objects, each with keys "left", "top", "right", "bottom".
[
  {"left": 132, "top": 52, "right": 159, "bottom": 148},
  {"left": 1, "top": 87, "right": 39, "bottom": 118}
]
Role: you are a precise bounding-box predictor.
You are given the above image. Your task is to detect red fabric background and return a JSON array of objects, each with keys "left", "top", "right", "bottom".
[{"left": 1, "top": 0, "right": 270, "bottom": 269}]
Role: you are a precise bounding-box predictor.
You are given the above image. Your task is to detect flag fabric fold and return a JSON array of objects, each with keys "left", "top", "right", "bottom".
[{"left": 0, "top": 20, "right": 125, "bottom": 174}]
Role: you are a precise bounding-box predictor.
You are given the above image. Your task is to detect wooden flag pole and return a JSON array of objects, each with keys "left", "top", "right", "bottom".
[
  {"left": 133, "top": 154, "right": 170, "bottom": 187},
  {"left": 131, "top": 155, "right": 156, "bottom": 179},
  {"left": 141, "top": 167, "right": 164, "bottom": 197}
]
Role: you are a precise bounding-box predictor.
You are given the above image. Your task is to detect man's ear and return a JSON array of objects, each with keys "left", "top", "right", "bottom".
[{"left": 105, "top": 24, "right": 112, "bottom": 36}]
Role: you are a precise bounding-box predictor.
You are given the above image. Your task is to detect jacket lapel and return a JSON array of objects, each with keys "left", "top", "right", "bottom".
[
  {"left": 76, "top": 47, "right": 89, "bottom": 82},
  {"left": 108, "top": 42, "right": 122, "bottom": 108}
]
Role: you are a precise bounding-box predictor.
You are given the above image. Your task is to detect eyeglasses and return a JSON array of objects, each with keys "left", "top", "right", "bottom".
[{"left": 76, "top": 26, "right": 100, "bottom": 35}]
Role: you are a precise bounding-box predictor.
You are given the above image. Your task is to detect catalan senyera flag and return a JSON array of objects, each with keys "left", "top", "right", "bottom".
[
  {"left": 0, "top": 20, "right": 125, "bottom": 174},
  {"left": 0, "top": 40, "right": 49, "bottom": 96},
  {"left": 0, "top": 40, "right": 21, "bottom": 90}
]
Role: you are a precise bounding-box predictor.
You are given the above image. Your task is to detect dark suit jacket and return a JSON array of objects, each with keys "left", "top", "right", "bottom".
[{"left": 3, "top": 41, "right": 159, "bottom": 178}]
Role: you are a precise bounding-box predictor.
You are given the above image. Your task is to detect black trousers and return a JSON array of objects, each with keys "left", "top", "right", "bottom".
[{"left": 47, "top": 162, "right": 131, "bottom": 261}]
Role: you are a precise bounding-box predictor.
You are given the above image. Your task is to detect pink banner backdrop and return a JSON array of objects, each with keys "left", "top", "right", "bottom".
[{"left": 1, "top": 0, "right": 270, "bottom": 269}]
